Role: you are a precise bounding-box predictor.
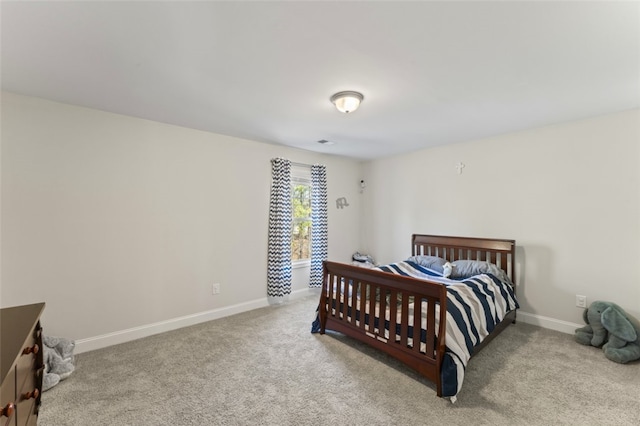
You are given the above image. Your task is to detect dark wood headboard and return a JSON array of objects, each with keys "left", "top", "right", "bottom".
[{"left": 411, "top": 234, "right": 516, "bottom": 284}]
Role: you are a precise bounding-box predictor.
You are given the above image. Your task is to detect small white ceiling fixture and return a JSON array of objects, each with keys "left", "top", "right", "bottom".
[{"left": 330, "top": 91, "right": 364, "bottom": 113}]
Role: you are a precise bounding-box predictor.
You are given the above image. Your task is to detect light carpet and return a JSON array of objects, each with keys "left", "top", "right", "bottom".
[{"left": 40, "top": 295, "right": 640, "bottom": 425}]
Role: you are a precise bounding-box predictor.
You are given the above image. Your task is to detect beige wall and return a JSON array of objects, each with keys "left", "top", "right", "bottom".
[
  {"left": 1, "top": 92, "right": 363, "bottom": 351},
  {"left": 361, "top": 109, "right": 640, "bottom": 331},
  {"left": 3, "top": 91, "right": 638, "bottom": 350}
]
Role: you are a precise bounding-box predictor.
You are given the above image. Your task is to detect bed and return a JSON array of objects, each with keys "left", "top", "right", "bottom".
[{"left": 312, "top": 234, "right": 519, "bottom": 401}]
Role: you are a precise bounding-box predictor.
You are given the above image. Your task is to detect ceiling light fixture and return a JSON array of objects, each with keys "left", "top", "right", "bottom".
[{"left": 330, "top": 91, "right": 364, "bottom": 113}]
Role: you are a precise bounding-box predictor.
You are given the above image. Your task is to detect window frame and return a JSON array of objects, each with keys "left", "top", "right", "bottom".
[{"left": 291, "top": 167, "right": 312, "bottom": 268}]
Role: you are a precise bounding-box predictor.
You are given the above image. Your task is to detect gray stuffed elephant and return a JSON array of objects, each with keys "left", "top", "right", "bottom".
[{"left": 575, "top": 301, "right": 640, "bottom": 364}]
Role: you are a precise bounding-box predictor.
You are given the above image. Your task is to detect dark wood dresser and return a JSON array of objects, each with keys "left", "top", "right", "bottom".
[{"left": 1, "top": 303, "right": 45, "bottom": 426}]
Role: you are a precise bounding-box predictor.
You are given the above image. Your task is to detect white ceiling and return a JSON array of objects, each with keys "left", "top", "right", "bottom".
[{"left": 2, "top": 1, "right": 639, "bottom": 161}]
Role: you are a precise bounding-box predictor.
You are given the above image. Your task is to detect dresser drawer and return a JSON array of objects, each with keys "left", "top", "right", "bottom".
[
  {"left": 16, "top": 367, "right": 38, "bottom": 426},
  {"left": 1, "top": 303, "right": 45, "bottom": 426},
  {"left": 1, "top": 367, "right": 16, "bottom": 426},
  {"left": 15, "top": 341, "right": 38, "bottom": 397},
  {"left": 15, "top": 398, "right": 35, "bottom": 426}
]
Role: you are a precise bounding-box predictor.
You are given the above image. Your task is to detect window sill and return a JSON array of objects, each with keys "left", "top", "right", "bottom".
[{"left": 292, "top": 260, "right": 310, "bottom": 269}]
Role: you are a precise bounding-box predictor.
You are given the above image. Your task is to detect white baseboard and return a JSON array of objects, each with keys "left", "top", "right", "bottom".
[
  {"left": 516, "top": 310, "right": 582, "bottom": 335},
  {"left": 75, "top": 291, "right": 578, "bottom": 354},
  {"left": 75, "top": 287, "right": 319, "bottom": 354}
]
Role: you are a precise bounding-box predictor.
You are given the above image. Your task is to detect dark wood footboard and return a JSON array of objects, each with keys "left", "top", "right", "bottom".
[{"left": 319, "top": 261, "right": 449, "bottom": 394}]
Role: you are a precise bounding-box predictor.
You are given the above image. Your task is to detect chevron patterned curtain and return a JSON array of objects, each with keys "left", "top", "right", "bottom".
[
  {"left": 267, "top": 158, "right": 292, "bottom": 299},
  {"left": 309, "top": 164, "right": 328, "bottom": 288}
]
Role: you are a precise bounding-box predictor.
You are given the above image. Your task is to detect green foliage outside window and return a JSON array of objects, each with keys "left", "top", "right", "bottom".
[{"left": 292, "top": 183, "right": 311, "bottom": 261}]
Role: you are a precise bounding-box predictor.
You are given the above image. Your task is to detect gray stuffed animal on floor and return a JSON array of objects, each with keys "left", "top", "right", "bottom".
[
  {"left": 43, "top": 336, "right": 76, "bottom": 391},
  {"left": 575, "top": 300, "right": 640, "bottom": 364}
]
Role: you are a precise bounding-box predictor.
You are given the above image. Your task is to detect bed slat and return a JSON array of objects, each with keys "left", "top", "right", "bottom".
[
  {"left": 368, "top": 285, "right": 376, "bottom": 332},
  {"left": 412, "top": 299, "right": 420, "bottom": 352},
  {"left": 359, "top": 284, "right": 367, "bottom": 331},
  {"left": 425, "top": 300, "right": 435, "bottom": 357},
  {"left": 400, "top": 292, "right": 409, "bottom": 348},
  {"left": 378, "top": 286, "right": 387, "bottom": 340},
  {"left": 389, "top": 289, "right": 398, "bottom": 342},
  {"left": 350, "top": 280, "right": 358, "bottom": 326}
]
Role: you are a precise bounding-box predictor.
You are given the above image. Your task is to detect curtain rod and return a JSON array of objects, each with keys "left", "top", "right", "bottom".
[{"left": 273, "top": 158, "right": 320, "bottom": 168}]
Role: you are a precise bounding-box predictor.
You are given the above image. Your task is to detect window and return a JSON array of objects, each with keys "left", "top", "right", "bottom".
[{"left": 291, "top": 167, "right": 311, "bottom": 265}]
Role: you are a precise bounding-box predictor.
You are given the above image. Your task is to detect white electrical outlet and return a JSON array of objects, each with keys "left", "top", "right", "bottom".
[
  {"left": 212, "top": 283, "right": 221, "bottom": 295},
  {"left": 576, "top": 295, "right": 587, "bottom": 308}
]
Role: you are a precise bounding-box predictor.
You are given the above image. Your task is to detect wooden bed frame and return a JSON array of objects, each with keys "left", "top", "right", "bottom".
[{"left": 317, "top": 234, "right": 516, "bottom": 397}]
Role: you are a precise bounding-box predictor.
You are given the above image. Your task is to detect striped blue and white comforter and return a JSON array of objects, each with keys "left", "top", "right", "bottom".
[{"left": 375, "top": 261, "right": 519, "bottom": 398}]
